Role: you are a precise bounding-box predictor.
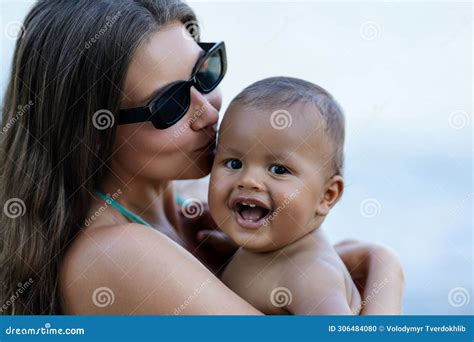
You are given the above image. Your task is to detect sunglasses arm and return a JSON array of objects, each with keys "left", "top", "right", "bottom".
[{"left": 118, "top": 107, "right": 151, "bottom": 125}]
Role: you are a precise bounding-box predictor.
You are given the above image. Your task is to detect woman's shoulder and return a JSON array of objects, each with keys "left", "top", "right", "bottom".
[
  {"left": 65, "top": 222, "right": 176, "bottom": 265},
  {"left": 60, "top": 220, "right": 261, "bottom": 315},
  {"left": 59, "top": 222, "right": 191, "bottom": 314}
]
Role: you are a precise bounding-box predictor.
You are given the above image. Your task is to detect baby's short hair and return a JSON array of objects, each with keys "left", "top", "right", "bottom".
[{"left": 228, "top": 76, "right": 345, "bottom": 176}]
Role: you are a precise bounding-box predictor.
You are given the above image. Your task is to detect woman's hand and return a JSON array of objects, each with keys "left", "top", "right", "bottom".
[
  {"left": 177, "top": 202, "right": 238, "bottom": 276},
  {"left": 335, "top": 239, "right": 405, "bottom": 315}
]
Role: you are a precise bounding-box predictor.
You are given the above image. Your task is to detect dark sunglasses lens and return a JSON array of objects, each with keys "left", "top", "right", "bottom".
[
  {"left": 195, "top": 49, "right": 223, "bottom": 93},
  {"left": 150, "top": 82, "right": 190, "bottom": 127}
]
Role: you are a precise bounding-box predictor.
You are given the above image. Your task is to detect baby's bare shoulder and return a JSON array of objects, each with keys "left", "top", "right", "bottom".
[
  {"left": 283, "top": 247, "right": 347, "bottom": 291},
  {"left": 283, "top": 230, "right": 345, "bottom": 271},
  {"left": 280, "top": 232, "right": 362, "bottom": 314}
]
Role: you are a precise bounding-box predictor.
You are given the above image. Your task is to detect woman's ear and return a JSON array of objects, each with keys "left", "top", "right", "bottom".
[{"left": 316, "top": 175, "right": 344, "bottom": 216}]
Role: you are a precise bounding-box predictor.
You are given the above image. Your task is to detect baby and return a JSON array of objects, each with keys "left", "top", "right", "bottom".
[{"left": 208, "top": 76, "right": 361, "bottom": 315}]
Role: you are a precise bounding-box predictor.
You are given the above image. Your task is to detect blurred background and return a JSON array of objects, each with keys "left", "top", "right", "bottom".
[{"left": 1, "top": 0, "right": 472, "bottom": 314}]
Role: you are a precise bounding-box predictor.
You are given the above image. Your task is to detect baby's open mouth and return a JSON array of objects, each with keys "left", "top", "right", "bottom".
[{"left": 231, "top": 198, "right": 272, "bottom": 229}]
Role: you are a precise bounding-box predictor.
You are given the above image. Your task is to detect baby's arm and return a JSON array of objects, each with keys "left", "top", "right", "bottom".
[{"left": 284, "top": 259, "right": 356, "bottom": 315}]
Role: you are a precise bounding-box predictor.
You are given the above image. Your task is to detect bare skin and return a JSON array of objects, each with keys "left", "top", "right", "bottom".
[
  {"left": 59, "top": 22, "right": 404, "bottom": 315},
  {"left": 222, "top": 229, "right": 361, "bottom": 315},
  {"left": 210, "top": 101, "right": 360, "bottom": 314},
  {"left": 59, "top": 22, "right": 260, "bottom": 315}
]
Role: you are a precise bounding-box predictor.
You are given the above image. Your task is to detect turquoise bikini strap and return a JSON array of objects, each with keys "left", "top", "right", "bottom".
[
  {"left": 175, "top": 194, "right": 186, "bottom": 207},
  {"left": 95, "top": 191, "right": 153, "bottom": 227}
]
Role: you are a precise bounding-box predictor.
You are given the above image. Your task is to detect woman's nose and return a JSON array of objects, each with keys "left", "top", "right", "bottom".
[
  {"left": 204, "top": 86, "right": 222, "bottom": 112},
  {"left": 189, "top": 87, "right": 220, "bottom": 131}
]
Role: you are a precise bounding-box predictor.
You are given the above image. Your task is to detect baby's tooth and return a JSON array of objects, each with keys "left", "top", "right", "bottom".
[{"left": 248, "top": 204, "right": 256, "bottom": 207}]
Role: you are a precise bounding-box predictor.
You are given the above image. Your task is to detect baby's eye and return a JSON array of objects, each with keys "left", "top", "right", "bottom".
[
  {"left": 269, "top": 164, "right": 290, "bottom": 175},
  {"left": 225, "top": 159, "right": 242, "bottom": 170}
]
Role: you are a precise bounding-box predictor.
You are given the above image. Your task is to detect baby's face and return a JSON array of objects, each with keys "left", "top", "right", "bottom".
[{"left": 208, "top": 102, "right": 334, "bottom": 252}]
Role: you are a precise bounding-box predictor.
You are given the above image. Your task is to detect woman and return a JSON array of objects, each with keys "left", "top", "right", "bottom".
[{"left": 0, "top": 0, "right": 404, "bottom": 315}]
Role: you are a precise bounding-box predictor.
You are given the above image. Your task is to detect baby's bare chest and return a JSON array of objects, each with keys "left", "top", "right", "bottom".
[
  {"left": 222, "top": 238, "right": 358, "bottom": 314},
  {"left": 221, "top": 249, "right": 293, "bottom": 313}
]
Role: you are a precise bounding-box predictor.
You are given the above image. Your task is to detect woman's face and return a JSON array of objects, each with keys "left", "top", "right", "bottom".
[{"left": 113, "top": 21, "right": 222, "bottom": 181}]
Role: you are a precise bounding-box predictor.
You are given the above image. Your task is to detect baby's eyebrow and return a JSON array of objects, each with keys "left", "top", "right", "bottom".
[
  {"left": 265, "top": 151, "right": 296, "bottom": 164},
  {"left": 220, "top": 146, "right": 244, "bottom": 156},
  {"left": 224, "top": 147, "right": 242, "bottom": 154}
]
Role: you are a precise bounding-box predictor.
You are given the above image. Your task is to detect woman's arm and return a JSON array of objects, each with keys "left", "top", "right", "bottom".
[
  {"left": 60, "top": 223, "right": 262, "bottom": 315},
  {"left": 335, "top": 240, "right": 405, "bottom": 315}
]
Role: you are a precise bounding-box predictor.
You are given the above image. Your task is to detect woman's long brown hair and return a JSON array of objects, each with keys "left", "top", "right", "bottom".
[{"left": 0, "top": 0, "right": 197, "bottom": 314}]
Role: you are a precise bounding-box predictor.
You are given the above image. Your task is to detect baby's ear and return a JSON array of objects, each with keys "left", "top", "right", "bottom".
[{"left": 317, "top": 175, "right": 344, "bottom": 216}]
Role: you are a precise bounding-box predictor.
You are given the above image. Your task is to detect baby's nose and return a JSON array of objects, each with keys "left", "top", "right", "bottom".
[{"left": 237, "top": 172, "right": 264, "bottom": 191}]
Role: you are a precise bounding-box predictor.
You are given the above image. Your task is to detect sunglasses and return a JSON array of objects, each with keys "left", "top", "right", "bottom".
[{"left": 118, "top": 41, "right": 227, "bottom": 129}]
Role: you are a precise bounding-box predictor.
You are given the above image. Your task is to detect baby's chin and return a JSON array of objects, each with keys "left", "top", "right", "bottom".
[
  {"left": 240, "top": 242, "right": 281, "bottom": 253},
  {"left": 225, "top": 224, "right": 287, "bottom": 253}
]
